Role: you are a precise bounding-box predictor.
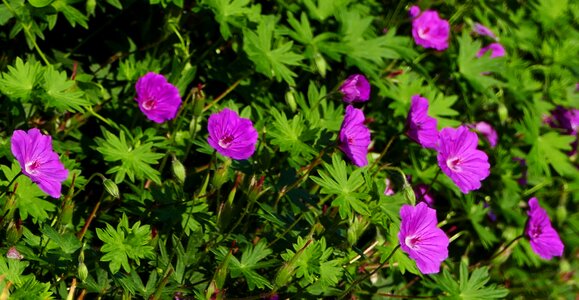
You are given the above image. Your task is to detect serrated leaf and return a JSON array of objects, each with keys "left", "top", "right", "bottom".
[
  {"left": 537, "top": 132, "right": 577, "bottom": 176},
  {"left": 42, "top": 66, "right": 90, "bottom": 112},
  {"left": 458, "top": 32, "right": 505, "bottom": 93},
  {"left": 203, "top": 0, "right": 261, "bottom": 39},
  {"left": 0, "top": 57, "right": 42, "bottom": 101},
  {"left": 40, "top": 225, "right": 82, "bottom": 254},
  {"left": 310, "top": 154, "right": 370, "bottom": 218},
  {"left": 227, "top": 241, "right": 274, "bottom": 290},
  {"left": 243, "top": 16, "right": 303, "bottom": 86},
  {"left": 51, "top": 0, "right": 88, "bottom": 29},
  {"left": 268, "top": 109, "right": 318, "bottom": 168}
]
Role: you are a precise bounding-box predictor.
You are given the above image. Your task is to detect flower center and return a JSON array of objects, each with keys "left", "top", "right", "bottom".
[
  {"left": 418, "top": 27, "right": 431, "bottom": 39},
  {"left": 142, "top": 98, "right": 156, "bottom": 110},
  {"left": 218, "top": 135, "right": 234, "bottom": 149},
  {"left": 25, "top": 160, "right": 41, "bottom": 175},
  {"left": 446, "top": 157, "right": 462, "bottom": 172},
  {"left": 347, "top": 136, "right": 354, "bottom": 145},
  {"left": 529, "top": 224, "right": 542, "bottom": 239},
  {"left": 405, "top": 235, "right": 421, "bottom": 250}
]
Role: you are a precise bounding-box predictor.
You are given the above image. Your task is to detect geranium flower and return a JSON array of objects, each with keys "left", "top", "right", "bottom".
[
  {"left": 398, "top": 202, "right": 449, "bottom": 274},
  {"left": 135, "top": 72, "right": 182, "bottom": 123},
  {"left": 525, "top": 197, "right": 564, "bottom": 260},
  {"left": 473, "top": 23, "right": 497, "bottom": 39},
  {"left": 472, "top": 121, "right": 498, "bottom": 148},
  {"left": 408, "top": 5, "right": 421, "bottom": 18},
  {"left": 339, "top": 74, "right": 371, "bottom": 103},
  {"left": 437, "top": 126, "right": 490, "bottom": 194},
  {"left": 339, "top": 105, "right": 371, "bottom": 167},
  {"left": 384, "top": 178, "right": 395, "bottom": 196},
  {"left": 411, "top": 10, "right": 450, "bottom": 51},
  {"left": 11, "top": 128, "right": 69, "bottom": 198},
  {"left": 407, "top": 95, "right": 438, "bottom": 149},
  {"left": 414, "top": 184, "right": 434, "bottom": 207},
  {"left": 207, "top": 108, "right": 258, "bottom": 160},
  {"left": 477, "top": 43, "right": 506, "bottom": 58}
]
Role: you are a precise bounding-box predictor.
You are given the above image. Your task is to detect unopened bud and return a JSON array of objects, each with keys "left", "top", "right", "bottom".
[
  {"left": 314, "top": 52, "right": 327, "bottom": 78},
  {"left": 6, "top": 220, "right": 23, "bottom": 245},
  {"left": 402, "top": 183, "right": 416, "bottom": 205},
  {"left": 285, "top": 89, "right": 297, "bottom": 112},
  {"left": 103, "top": 179, "right": 120, "bottom": 199},
  {"left": 78, "top": 262, "right": 89, "bottom": 282},
  {"left": 498, "top": 103, "right": 508, "bottom": 124},
  {"left": 211, "top": 159, "right": 231, "bottom": 189},
  {"left": 6, "top": 247, "right": 23, "bottom": 260},
  {"left": 172, "top": 158, "right": 186, "bottom": 184}
]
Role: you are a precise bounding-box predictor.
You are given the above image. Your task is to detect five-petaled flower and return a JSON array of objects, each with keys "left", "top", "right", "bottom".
[
  {"left": 398, "top": 202, "right": 449, "bottom": 274},
  {"left": 339, "top": 105, "right": 371, "bottom": 167},
  {"left": 472, "top": 121, "right": 498, "bottom": 148},
  {"left": 437, "top": 126, "right": 490, "bottom": 194},
  {"left": 407, "top": 95, "right": 438, "bottom": 149},
  {"left": 207, "top": 108, "right": 259, "bottom": 160},
  {"left": 411, "top": 10, "right": 450, "bottom": 51},
  {"left": 339, "top": 74, "right": 371, "bottom": 103},
  {"left": 11, "top": 128, "right": 69, "bottom": 198},
  {"left": 135, "top": 72, "right": 182, "bottom": 123},
  {"left": 525, "top": 197, "right": 564, "bottom": 260}
]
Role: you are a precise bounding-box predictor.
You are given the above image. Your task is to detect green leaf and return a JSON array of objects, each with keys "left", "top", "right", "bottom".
[
  {"left": 310, "top": 154, "right": 370, "bottom": 218},
  {"left": 51, "top": 0, "right": 88, "bottom": 29},
  {"left": 0, "top": 255, "right": 28, "bottom": 286},
  {"left": 96, "top": 214, "right": 154, "bottom": 274},
  {"left": 457, "top": 32, "right": 504, "bottom": 93},
  {"left": 41, "top": 66, "right": 90, "bottom": 112},
  {"left": 28, "top": 0, "right": 54, "bottom": 7},
  {"left": 227, "top": 241, "right": 274, "bottom": 290},
  {"left": 537, "top": 132, "right": 577, "bottom": 176},
  {"left": 8, "top": 276, "right": 54, "bottom": 299},
  {"left": 268, "top": 109, "right": 318, "bottom": 168},
  {"left": 95, "top": 128, "right": 165, "bottom": 184},
  {"left": 203, "top": 0, "right": 261, "bottom": 39},
  {"left": 426, "top": 92, "right": 461, "bottom": 129},
  {"left": 243, "top": 16, "right": 304, "bottom": 86},
  {"left": 40, "top": 225, "right": 82, "bottom": 254},
  {"left": 0, "top": 57, "right": 42, "bottom": 101}
]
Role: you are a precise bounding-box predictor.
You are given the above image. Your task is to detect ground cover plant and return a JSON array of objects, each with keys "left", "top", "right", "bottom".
[{"left": 0, "top": 0, "right": 577, "bottom": 299}]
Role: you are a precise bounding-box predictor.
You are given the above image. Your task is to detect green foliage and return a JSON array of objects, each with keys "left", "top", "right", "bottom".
[
  {"left": 203, "top": 0, "right": 261, "bottom": 39},
  {"left": 215, "top": 240, "right": 274, "bottom": 290},
  {"left": 268, "top": 108, "right": 318, "bottom": 168},
  {"left": 96, "top": 214, "right": 155, "bottom": 273}
]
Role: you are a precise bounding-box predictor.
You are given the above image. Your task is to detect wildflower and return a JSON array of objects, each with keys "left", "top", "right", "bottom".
[
  {"left": 437, "top": 126, "right": 490, "bottom": 194},
  {"left": 6, "top": 247, "right": 23, "bottom": 260},
  {"left": 398, "top": 202, "right": 449, "bottom": 274},
  {"left": 477, "top": 43, "right": 506, "bottom": 58},
  {"left": 473, "top": 23, "right": 497, "bottom": 39},
  {"left": 339, "top": 74, "right": 371, "bottom": 103},
  {"left": 411, "top": 10, "right": 450, "bottom": 51},
  {"left": 547, "top": 106, "right": 579, "bottom": 135},
  {"left": 339, "top": 105, "right": 371, "bottom": 167},
  {"left": 207, "top": 108, "right": 258, "bottom": 160},
  {"left": 135, "top": 72, "right": 182, "bottom": 123},
  {"left": 11, "top": 128, "right": 69, "bottom": 198},
  {"left": 409, "top": 5, "right": 421, "bottom": 18},
  {"left": 472, "top": 121, "right": 498, "bottom": 148},
  {"left": 384, "top": 178, "right": 395, "bottom": 196},
  {"left": 414, "top": 184, "right": 434, "bottom": 207},
  {"left": 407, "top": 95, "right": 438, "bottom": 149},
  {"left": 525, "top": 197, "right": 564, "bottom": 260}
]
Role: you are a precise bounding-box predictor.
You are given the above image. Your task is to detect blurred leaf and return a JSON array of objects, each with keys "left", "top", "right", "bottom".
[{"left": 0, "top": 57, "right": 42, "bottom": 101}]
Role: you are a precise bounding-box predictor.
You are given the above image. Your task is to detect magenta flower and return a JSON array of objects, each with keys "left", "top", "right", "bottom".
[
  {"left": 477, "top": 43, "right": 506, "bottom": 58},
  {"left": 398, "top": 202, "right": 449, "bottom": 274},
  {"left": 473, "top": 23, "right": 497, "bottom": 39},
  {"left": 525, "top": 197, "right": 564, "bottom": 260},
  {"left": 411, "top": 10, "right": 450, "bottom": 51},
  {"left": 409, "top": 5, "right": 421, "bottom": 18},
  {"left": 472, "top": 121, "right": 498, "bottom": 148},
  {"left": 207, "top": 108, "right": 258, "bottom": 160},
  {"left": 414, "top": 184, "right": 434, "bottom": 207},
  {"left": 407, "top": 95, "right": 438, "bottom": 149},
  {"left": 437, "top": 126, "right": 490, "bottom": 194},
  {"left": 339, "top": 74, "right": 371, "bottom": 103},
  {"left": 548, "top": 106, "right": 579, "bottom": 135},
  {"left": 11, "top": 129, "right": 69, "bottom": 198},
  {"left": 339, "top": 105, "right": 371, "bottom": 167},
  {"left": 135, "top": 72, "right": 182, "bottom": 123}
]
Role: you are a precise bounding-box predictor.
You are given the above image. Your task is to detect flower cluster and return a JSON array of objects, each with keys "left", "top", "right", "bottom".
[{"left": 11, "top": 129, "right": 69, "bottom": 198}]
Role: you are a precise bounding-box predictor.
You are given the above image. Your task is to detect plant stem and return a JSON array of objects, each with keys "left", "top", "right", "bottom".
[
  {"left": 202, "top": 78, "right": 244, "bottom": 112},
  {"left": 0, "top": 172, "right": 22, "bottom": 198},
  {"left": 340, "top": 245, "right": 401, "bottom": 299}
]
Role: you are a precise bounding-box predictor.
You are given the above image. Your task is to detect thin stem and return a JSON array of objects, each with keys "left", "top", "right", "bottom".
[
  {"left": 76, "top": 191, "right": 105, "bottom": 240},
  {"left": 474, "top": 234, "right": 524, "bottom": 268},
  {"left": 369, "top": 134, "right": 398, "bottom": 173},
  {"left": 87, "top": 107, "right": 113, "bottom": 127},
  {"left": 340, "top": 245, "right": 401, "bottom": 299},
  {"left": 267, "top": 214, "right": 305, "bottom": 248},
  {"left": 0, "top": 172, "right": 22, "bottom": 198},
  {"left": 417, "top": 168, "right": 441, "bottom": 203},
  {"left": 202, "top": 78, "right": 244, "bottom": 112}
]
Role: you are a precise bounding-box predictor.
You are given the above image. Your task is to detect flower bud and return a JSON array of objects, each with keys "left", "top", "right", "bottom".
[
  {"left": 6, "top": 220, "right": 23, "bottom": 245},
  {"left": 6, "top": 247, "right": 23, "bottom": 260},
  {"left": 103, "top": 179, "right": 120, "bottom": 199},
  {"left": 347, "top": 216, "right": 369, "bottom": 246},
  {"left": 402, "top": 183, "right": 416, "bottom": 205},
  {"left": 211, "top": 159, "right": 231, "bottom": 189},
  {"left": 285, "top": 89, "right": 297, "bottom": 112},
  {"left": 314, "top": 52, "right": 327, "bottom": 77},
  {"left": 172, "top": 158, "right": 186, "bottom": 184},
  {"left": 78, "top": 262, "right": 89, "bottom": 282}
]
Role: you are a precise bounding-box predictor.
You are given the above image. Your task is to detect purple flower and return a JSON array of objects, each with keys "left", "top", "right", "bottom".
[
  {"left": 472, "top": 121, "right": 498, "bottom": 148},
  {"left": 414, "top": 184, "right": 434, "bottom": 207},
  {"left": 473, "top": 23, "right": 497, "bottom": 39},
  {"left": 398, "top": 202, "right": 449, "bottom": 274},
  {"left": 412, "top": 10, "right": 450, "bottom": 51},
  {"left": 548, "top": 106, "right": 579, "bottom": 135},
  {"left": 207, "top": 108, "right": 258, "bottom": 160},
  {"left": 525, "top": 197, "right": 564, "bottom": 260},
  {"left": 339, "top": 105, "right": 371, "bottom": 167},
  {"left": 339, "top": 74, "right": 371, "bottom": 103},
  {"left": 407, "top": 95, "right": 438, "bottom": 149},
  {"left": 384, "top": 178, "right": 395, "bottom": 196},
  {"left": 477, "top": 43, "right": 506, "bottom": 58},
  {"left": 409, "top": 5, "right": 421, "bottom": 18},
  {"left": 437, "top": 126, "right": 490, "bottom": 194},
  {"left": 11, "top": 129, "right": 69, "bottom": 198},
  {"left": 135, "top": 72, "right": 182, "bottom": 123}
]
